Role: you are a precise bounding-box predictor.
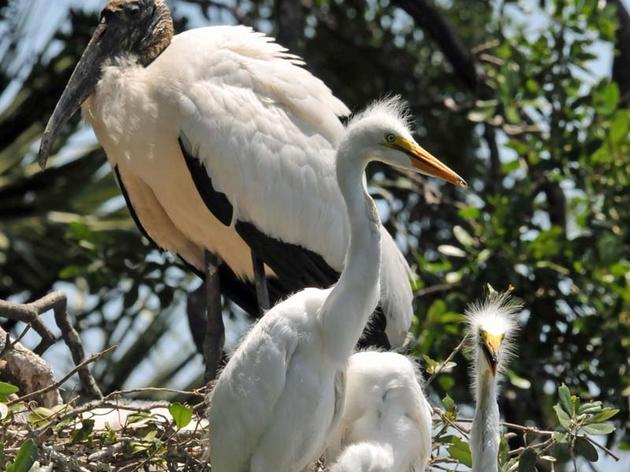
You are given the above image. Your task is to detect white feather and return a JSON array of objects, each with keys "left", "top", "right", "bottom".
[
  {"left": 326, "top": 351, "right": 433, "bottom": 472},
  {"left": 208, "top": 103, "right": 444, "bottom": 472}
]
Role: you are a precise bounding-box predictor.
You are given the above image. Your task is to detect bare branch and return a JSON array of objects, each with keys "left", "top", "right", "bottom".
[{"left": 8, "top": 345, "right": 115, "bottom": 406}]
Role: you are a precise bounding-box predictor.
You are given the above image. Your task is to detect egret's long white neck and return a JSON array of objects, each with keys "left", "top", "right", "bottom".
[
  {"left": 318, "top": 144, "right": 381, "bottom": 365},
  {"left": 471, "top": 366, "right": 500, "bottom": 472}
]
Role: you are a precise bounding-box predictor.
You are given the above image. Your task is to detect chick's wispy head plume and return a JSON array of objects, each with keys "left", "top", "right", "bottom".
[{"left": 465, "top": 292, "right": 521, "bottom": 376}]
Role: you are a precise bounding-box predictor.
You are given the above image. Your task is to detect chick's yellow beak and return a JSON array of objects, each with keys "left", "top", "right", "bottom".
[
  {"left": 391, "top": 137, "right": 467, "bottom": 188},
  {"left": 481, "top": 332, "right": 503, "bottom": 376}
]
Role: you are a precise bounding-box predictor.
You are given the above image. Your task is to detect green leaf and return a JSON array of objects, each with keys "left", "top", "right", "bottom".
[
  {"left": 453, "top": 225, "right": 475, "bottom": 248},
  {"left": 168, "top": 402, "right": 193, "bottom": 430},
  {"left": 578, "top": 401, "right": 602, "bottom": 415},
  {"left": 501, "top": 159, "right": 520, "bottom": 173},
  {"left": 427, "top": 300, "right": 447, "bottom": 323},
  {"left": 0, "top": 382, "right": 19, "bottom": 396},
  {"left": 499, "top": 433, "right": 509, "bottom": 465},
  {"left": 438, "top": 244, "right": 466, "bottom": 258},
  {"left": 448, "top": 436, "right": 472, "bottom": 467},
  {"left": 610, "top": 111, "right": 630, "bottom": 144},
  {"left": 581, "top": 422, "right": 615, "bottom": 436},
  {"left": 553, "top": 404, "right": 572, "bottom": 431},
  {"left": 575, "top": 437, "right": 598, "bottom": 462},
  {"left": 457, "top": 206, "right": 480, "bottom": 220},
  {"left": 553, "top": 432, "right": 569, "bottom": 444},
  {"left": 588, "top": 408, "right": 619, "bottom": 423},
  {"left": 71, "top": 419, "right": 95, "bottom": 443},
  {"left": 467, "top": 104, "right": 496, "bottom": 123},
  {"left": 518, "top": 447, "right": 537, "bottom": 472},
  {"left": 507, "top": 370, "right": 531, "bottom": 389},
  {"left": 558, "top": 384, "right": 572, "bottom": 415},
  {"left": 7, "top": 439, "right": 37, "bottom": 472},
  {"left": 594, "top": 82, "right": 620, "bottom": 115},
  {"left": 422, "top": 355, "right": 439, "bottom": 374},
  {"left": 442, "top": 394, "right": 455, "bottom": 411}
]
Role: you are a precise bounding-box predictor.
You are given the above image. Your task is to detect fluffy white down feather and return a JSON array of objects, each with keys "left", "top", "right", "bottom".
[
  {"left": 84, "top": 25, "right": 413, "bottom": 345},
  {"left": 329, "top": 443, "right": 394, "bottom": 472},
  {"left": 326, "top": 351, "right": 433, "bottom": 472}
]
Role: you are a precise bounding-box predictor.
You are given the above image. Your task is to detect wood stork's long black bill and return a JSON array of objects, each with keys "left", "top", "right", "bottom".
[{"left": 38, "top": 21, "right": 112, "bottom": 169}]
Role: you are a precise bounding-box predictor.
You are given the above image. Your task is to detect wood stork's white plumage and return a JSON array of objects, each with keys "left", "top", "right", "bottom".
[
  {"left": 207, "top": 100, "right": 466, "bottom": 472},
  {"left": 325, "top": 351, "right": 433, "bottom": 472},
  {"left": 466, "top": 293, "right": 520, "bottom": 472},
  {"left": 35, "top": 0, "right": 468, "bottom": 347}
]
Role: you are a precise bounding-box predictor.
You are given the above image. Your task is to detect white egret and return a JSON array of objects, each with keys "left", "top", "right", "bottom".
[
  {"left": 326, "top": 351, "right": 433, "bottom": 472},
  {"left": 36, "top": 0, "right": 435, "bottom": 348},
  {"left": 466, "top": 293, "right": 520, "bottom": 472},
  {"left": 207, "top": 98, "right": 466, "bottom": 472}
]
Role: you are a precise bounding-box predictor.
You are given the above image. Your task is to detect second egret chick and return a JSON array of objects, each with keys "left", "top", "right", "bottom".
[
  {"left": 466, "top": 293, "right": 520, "bottom": 472},
  {"left": 326, "top": 351, "right": 433, "bottom": 472}
]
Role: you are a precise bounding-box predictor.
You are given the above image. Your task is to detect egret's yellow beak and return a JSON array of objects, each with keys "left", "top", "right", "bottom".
[
  {"left": 480, "top": 331, "right": 503, "bottom": 376},
  {"left": 388, "top": 137, "right": 467, "bottom": 188}
]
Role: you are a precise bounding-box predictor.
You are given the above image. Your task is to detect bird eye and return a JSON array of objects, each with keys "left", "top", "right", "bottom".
[
  {"left": 385, "top": 133, "right": 396, "bottom": 143},
  {"left": 124, "top": 3, "right": 142, "bottom": 17}
]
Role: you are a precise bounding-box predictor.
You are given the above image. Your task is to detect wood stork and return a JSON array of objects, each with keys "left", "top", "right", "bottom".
[
  {"left": 37, "top": 0, "right": 463, "bottom": 356},
  {"left": 325, "top": 351, "right": 433, "bottom": 472},
  {"left": 207, "top": 98, "right": 465, "bottom": 472},
  {"left": 466, "top": 293, "right": 520, "bottom": 472}
]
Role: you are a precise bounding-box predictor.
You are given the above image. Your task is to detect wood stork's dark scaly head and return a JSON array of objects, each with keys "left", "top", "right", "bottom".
[{"left": 38, "top": 0, "right": 173, "bottom": 168}]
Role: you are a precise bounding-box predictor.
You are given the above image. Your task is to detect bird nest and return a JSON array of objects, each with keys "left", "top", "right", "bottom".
[
  {"left": 0, "top": 292, "right": 211, "bottom": 471},
  {"left": 1, "top": 397, "right": 210, "bottom": 471}
]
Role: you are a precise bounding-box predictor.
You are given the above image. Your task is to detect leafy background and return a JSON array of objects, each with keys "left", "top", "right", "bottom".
[{"left": 0, "top": 0, "right": 628, "bottom": 469}]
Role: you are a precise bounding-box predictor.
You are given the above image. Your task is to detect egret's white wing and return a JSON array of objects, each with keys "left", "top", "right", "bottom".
[{"left": 209, "top": 307, "right": 300, "bottom": 471}]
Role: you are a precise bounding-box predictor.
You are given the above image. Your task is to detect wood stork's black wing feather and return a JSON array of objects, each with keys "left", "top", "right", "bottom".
[
  {"left": 178, "top": 137, "right": 340, "bottom": 292},
  {"left": 179, "top": 137, "right": 233, "bottom": 226},
  {"left": 234, "top": 220, "right": 340, "bottom": 291}
]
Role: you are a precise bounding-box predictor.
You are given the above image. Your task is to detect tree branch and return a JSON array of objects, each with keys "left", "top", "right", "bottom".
[{"left": 392, "top": 0, "right": 479, "bottom": 90}]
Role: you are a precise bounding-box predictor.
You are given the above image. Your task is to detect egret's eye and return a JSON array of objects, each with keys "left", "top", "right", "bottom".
[{"left": 385, "top": 133, "right": 396, "bottom": 144}]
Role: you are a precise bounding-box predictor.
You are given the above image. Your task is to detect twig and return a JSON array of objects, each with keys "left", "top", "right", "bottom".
[
  {"left": 49, "top": 291, "right": 103, "bottom": 399},
  {"left": 426, "top": 334, "right": 469, "bottom": 386},
  {"left": 432, "top": 406, "right": 470, "bottom": 438},
  {"left": 41, "top": 444, "right": 93, "bottom": 472},
  {"left": 0, "top": 296, "right": 56, "bottom": 354},
  {"left": 585, "top": 436, "right": 620, "bottom": 461},
  {"left": 416, "top": 283, "right": 457, "bottom": 298},
  {"left": 8, "top": 346, "right": 115, "bottom": 406}
]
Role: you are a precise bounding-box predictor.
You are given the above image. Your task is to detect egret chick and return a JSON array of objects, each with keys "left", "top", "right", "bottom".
[
  {"left": 466, "top": 293, "right": 520, "bottom": 472},
  {"left": 326, "top": 351, "right": 433, "bottom": 472},
  {"left": 207, "top": 98, "right": 465, "bottom": 472}
]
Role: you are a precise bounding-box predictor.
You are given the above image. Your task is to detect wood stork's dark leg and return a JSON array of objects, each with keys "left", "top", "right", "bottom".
[
  {"left": 203, "top": 251, "right": 224, "bottom": 382},
  {"left": 251, "top": 250, "right": 270, "bottom": 313}
]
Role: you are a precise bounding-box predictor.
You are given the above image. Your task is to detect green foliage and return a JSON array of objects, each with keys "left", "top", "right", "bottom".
[
  {"left": 0, "top": 382, "right": 18, "bottom": 401},
  {"left": 168, "top": 402, "right": 193, "bottom": 430},
  {"left": 5, "top": 439, "right": 37, "bottom": 472}
]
